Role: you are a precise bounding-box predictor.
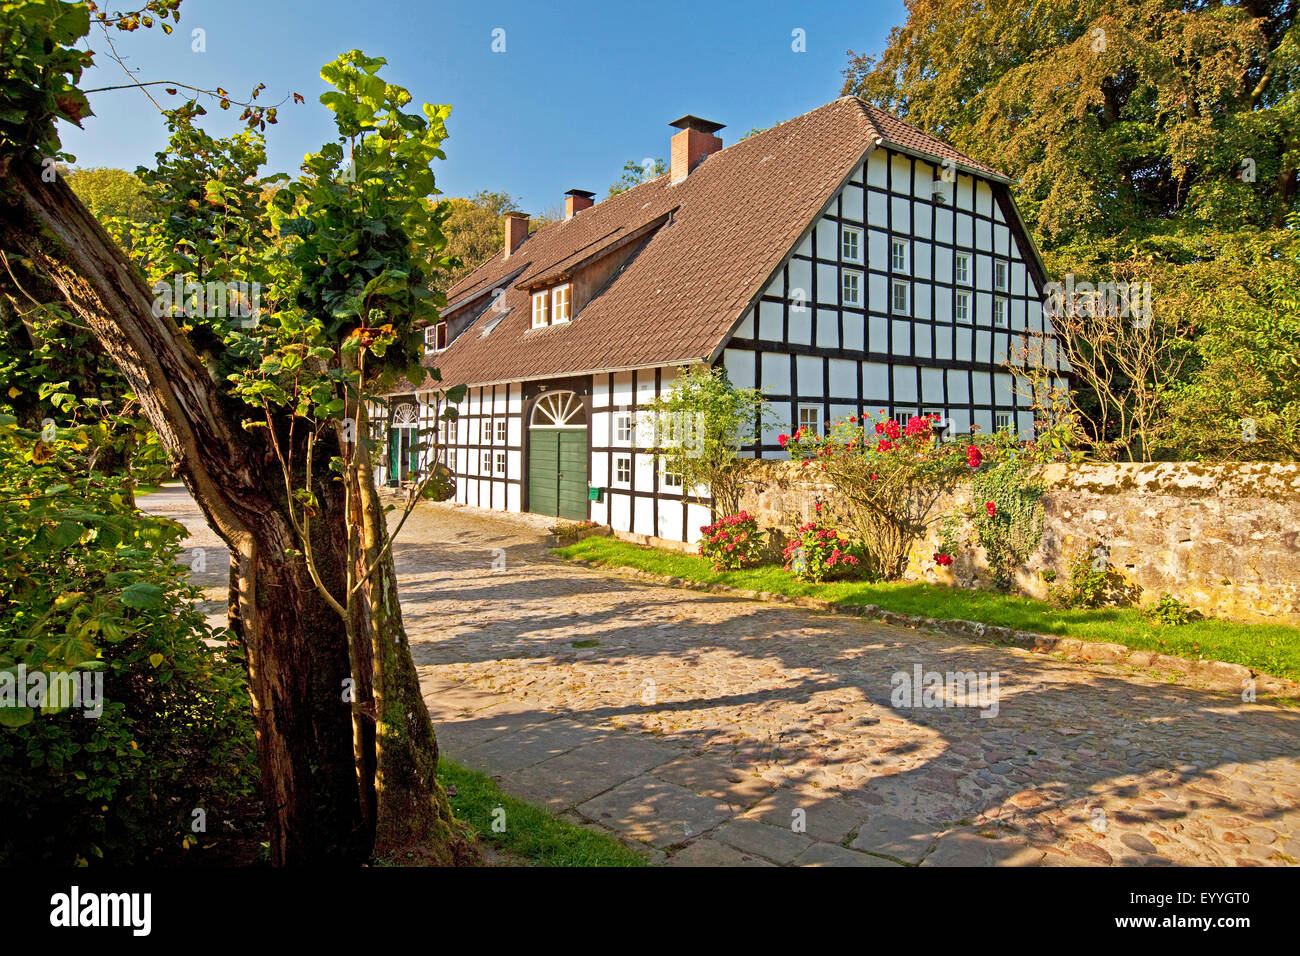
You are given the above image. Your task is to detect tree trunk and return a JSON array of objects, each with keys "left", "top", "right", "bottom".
[
  {"left": 350, "top": 404, "right": 474, "bottom": 864},
  {"left": 0, "top": 157, "right": 368, "bottom": 865}
]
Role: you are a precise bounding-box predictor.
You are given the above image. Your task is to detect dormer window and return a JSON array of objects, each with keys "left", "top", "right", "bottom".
[
  {"left": 531, "top": 284, "right": 571, "bottom": 327},
  {"left": 425, "top": 321, "right": 448, "bottom": 353},
  {"left": 551, "top": 283, "right": 571, "bottom": 323},
  {"left": 531, "top": 291, "right": 549, "bottom": 328}
]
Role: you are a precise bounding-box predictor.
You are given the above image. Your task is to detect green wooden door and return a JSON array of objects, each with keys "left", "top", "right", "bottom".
[
  {"left": 389, "top": 427, "right": 417, "bottom": 485},
  {"left": 528, "top": 427, "right": 587, "bottom": 520}
]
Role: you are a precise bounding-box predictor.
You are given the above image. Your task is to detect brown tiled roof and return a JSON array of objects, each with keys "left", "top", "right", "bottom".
[{"left": 417, "top": 97, "right": 1008, "bottom": 390}]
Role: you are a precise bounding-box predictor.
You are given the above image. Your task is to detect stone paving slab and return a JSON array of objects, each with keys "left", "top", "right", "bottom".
[
  {"left": 919, "top": 828, "right": 1046, "bottom": 866},
  {"left": 849, "top": 814, "right": 945, "bottom": 863},
  {"left": 577, "top": 776, "right": 735, "bottom": 848},
  {"left": 456, "top": 717, "right": 607, "bottom": 774},
  {"left": 792, "top": 843, "right": 903, "bottom": 867},
  {"left": 711, "top": 818, "right": 815, "bottom": 864},
  {"left": 740, "top": 789, "right": 870, "bottom": 844},
  {"left": 666, "top": 838, "right": 775, "bottom": 867},
  {"left": 497, "top": 735, "right": 685, "bottom": 812}
]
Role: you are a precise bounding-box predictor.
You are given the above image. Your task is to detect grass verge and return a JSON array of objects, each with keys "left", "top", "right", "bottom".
[
  {"left": 436, "top": 759, "right": 648, "bottom": 867},
  {"left": 554, "top": 536, "right": 1300, "bottom": 683}
]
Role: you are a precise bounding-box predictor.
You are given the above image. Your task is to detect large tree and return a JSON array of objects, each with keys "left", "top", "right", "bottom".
[
  {"left": 844, "top": 0, "right": 1300, "bottom": 461},
  {"left": 0, "top": 1, "right": 471, "bottom": 863},
  {"left": 844, "top": 0, "right": 1297, "bottom": 243}
]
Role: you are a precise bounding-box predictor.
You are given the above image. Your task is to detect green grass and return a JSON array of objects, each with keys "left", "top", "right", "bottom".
[
  {"left": 554, "top": 537, "right": 1300, "bottom": 683},
  {"left": 436, "top": 760, "right": 648, "bottom": 867}
]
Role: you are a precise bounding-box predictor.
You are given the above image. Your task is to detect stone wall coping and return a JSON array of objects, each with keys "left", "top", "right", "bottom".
[{"left": 739, "top": 458, "right": 1300, "bottom": 499}]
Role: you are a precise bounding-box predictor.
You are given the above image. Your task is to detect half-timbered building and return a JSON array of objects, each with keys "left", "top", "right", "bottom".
[{"left": 379, "top": 96, "right": 1067, "bottom": 545}]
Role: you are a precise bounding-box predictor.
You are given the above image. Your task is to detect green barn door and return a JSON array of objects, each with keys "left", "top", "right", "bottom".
[
  {"left": 528, "top": 391, "right": 589, "bottom": 520},
  {"left": 556, "top": 429, "right": 589, "bottom": 520}
]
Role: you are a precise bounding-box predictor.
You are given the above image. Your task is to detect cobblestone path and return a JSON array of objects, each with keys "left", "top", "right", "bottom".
[{"left": 146, "top": 487, "right": 1300, "bottom": 866}]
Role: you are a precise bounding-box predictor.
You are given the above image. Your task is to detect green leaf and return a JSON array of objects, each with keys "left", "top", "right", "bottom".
[{"left": 120, "top": 582, "right": 165, "bottom": 610}]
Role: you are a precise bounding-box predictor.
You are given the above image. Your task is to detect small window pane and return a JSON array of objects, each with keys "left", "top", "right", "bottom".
[
  {"left": 892, "top": 280, "right": 909, "bottom": 315},
  {"left": 891, "top": 239, "right": 908, "bottom": 273},
  {"left": 842, "top": 271, "right": 861, "bottom": 306},
  {"left": 552, "top": 284, "right": 571, "bottom": 323},
  {"left": 797, "top": 404, "right": 822, "bottom": 437},
  {"left": 841, "top": 227, "right": 861, "bottom": 263}
]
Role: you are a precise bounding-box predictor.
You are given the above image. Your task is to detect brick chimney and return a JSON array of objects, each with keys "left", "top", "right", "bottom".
[
  {"left": 564, "top": 189, "right": 595, "bottom": 219},
  {"left": 503, "top": 211, "right": 529, "bottom": 258},
  {"left": 669, "top": 115, "right": 725, "bottom": 184}
]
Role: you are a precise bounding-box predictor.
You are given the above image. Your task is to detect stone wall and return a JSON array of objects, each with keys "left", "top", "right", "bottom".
[{"left": 736, "top": 461, "right": 1300, "bottom": 625}]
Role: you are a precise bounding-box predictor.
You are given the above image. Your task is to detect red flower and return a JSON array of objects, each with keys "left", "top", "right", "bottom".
[
  {"left": 778, "top": 433, "right": 790, "bottom": 448},
  {"left": 933, "top": 552, "right": 953, "bottom": 567},
  {"left": 966, "top": 445, "right": 983, "bottom": 469},
  {"left": 985, "top": 502, "right": 997, "bottom": 516},
  {"left": 814, "top": 502, "right": 822, "bottom": 512}
]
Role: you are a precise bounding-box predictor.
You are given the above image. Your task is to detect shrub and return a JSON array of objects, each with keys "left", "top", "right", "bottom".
[
  {"left": 782, "top": 522, "right": 866, "bottom": 583},
  {"left": 1048, "top": 547, "right": 1142, "bottom": 610},
  {"left": 970, "top": 431, "right": 1045, "bottom": 590},
  {"left": 1146, "top": 593, "right": 1202, "bottom": 626},
  {"left": 0, "top": 415, "right": 256, "bottom": 865},
  {"left": 698, "top": 512, "right": 766, "bottom": 571},
  {"left": 784, "top": 413, "right": 979, "bottom": 579}
]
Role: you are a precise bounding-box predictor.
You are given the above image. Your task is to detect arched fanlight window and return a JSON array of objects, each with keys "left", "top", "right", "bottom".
[
  {"left": 529, "top": 391, "right": 586, "bottom": 428},
  {"left": 393, "top": 403, "right": 418, "bottom": 425}
]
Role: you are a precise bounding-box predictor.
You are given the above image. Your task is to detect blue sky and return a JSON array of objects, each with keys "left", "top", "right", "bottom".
[{"left": 63, "top": 0, "right": 905, "bottom": 213}]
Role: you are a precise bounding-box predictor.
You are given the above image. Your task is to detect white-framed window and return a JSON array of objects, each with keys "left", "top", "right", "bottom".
[
  {"left": 615, "top": 412, "right": 634, "bottom": 443},
  {"left": 661, "top": 467, "right": 683, "bottom": 489},
  {"left": 994, "top": 260, "right": 1008, "bottom": 291},
  {"left": 956, "top": 252, "right": 970, "bottom": 284},
  {"left": 425, "top": 321, "right": 448, "bottom": 353},
  {"left": 995, "top": 412, "right": 1012, "bottom": 433},
  {"left": 495, "top": 451, "right": 507, "bottom": 475},
  {"left": 896, "top": 410, "right": 915, "bottom": 428},
  {"left": 481, "top": 450, "right": 491, "bottom": 473},
  {"left": 481, "top": 418, "right": 492, "bottom": 443},
  {"left": 797, "top": 403, "right": 822, "bottom": 437},
  {"left": 891, "top": 237, "right": 908, "bottom": 273},
  {"left": 445, "top": 448, "right": 457, "bottom": 473},
  {"left": 496, "top": 418, "right": 507, "bottom": 443},
  {"left": 531, "top": 290, "right": 549, "bottom": 328},
  {"left": 841, "top": 226, "right": 862, "bottom": 263},
  {"left": 955, "top": 291, "right": 971, "bottom": 323},
  {"left": 551, "top": 283, "right": 571, "bottom": 323},
  {"left": 891, "top": 280, "right": 910, "bottom": 315},
  {"left": 614, "top": 454, "right": 632, "bottom": 486},
  {"left": 993, "top": 297, "right": 1007, "bottom": 327},
  {"left": 444, "top": 418, "right": 458, "bottom": 445},
  {"left": 841, "top": 270, "right": 862, "bottom": 306}
]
